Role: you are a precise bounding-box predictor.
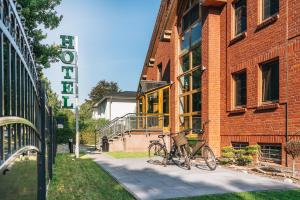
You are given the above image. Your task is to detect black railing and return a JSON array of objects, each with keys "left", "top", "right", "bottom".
[{"left": 0, "top": 1, "right": 57, "bottom": 200}]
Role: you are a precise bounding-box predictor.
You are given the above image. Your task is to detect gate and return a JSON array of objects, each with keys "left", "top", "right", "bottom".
[{"left": 0, "top": 0, "right": 57, "bottom": 199}]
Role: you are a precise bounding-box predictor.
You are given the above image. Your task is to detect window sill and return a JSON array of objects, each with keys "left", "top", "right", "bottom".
[
  {"left": 256, "top": 103, "right": 279, "bottom": 111},
  {"left": 256, "top": 14, "right": 279, "bottom": 32},
  {"left": 229, "top": 32, "right": 247, "bottom": 46},
  {"left": 229, "top": 107, "right": 247, "bottom": 115}
]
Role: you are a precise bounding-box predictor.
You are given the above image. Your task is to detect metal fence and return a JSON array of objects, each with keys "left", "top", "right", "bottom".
[
  {"left": 0, "top": 1, "right": 57, "bottom": 200},
  {"left": 98, "top": 113, "right": 164, "bottom": 145}
]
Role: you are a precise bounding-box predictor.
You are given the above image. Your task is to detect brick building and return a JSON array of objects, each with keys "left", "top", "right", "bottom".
[{"left": 137, "top": 0, "right": 300, "bottom": 166}]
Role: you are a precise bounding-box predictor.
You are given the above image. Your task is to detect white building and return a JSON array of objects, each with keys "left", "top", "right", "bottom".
[{"left": 92, "top": 91, "right": 136, "bottom": 120}]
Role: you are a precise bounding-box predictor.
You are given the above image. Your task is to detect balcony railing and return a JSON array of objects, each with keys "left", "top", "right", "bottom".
[{"left": 97, "top": 113, "right": 164, "bottom": 142}]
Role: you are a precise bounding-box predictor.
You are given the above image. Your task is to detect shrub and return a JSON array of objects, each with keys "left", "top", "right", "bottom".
[
  {"left": 220, "top": 145, "right": 260, "bottom": 166},
  {"left": 236, "top": 155, "right": 253, "bottom": 166},
  {"left": 286, "top": 140, "right": 300, "bottom": 177},
  {"left": 246, "top": 145, "right": 261, "bottom": 155},
  {"left": 222, "top": 146, "right": 234, "bottom": 153},
  {"left": 220, "top": 146, "right": 235, "bottom": 165}
]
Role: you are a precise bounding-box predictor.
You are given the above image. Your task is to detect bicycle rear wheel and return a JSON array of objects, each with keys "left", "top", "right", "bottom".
[
  {"left": 171, "top": 145, "right": 191, "bottom": 170},
  {"left": 203, "top": 145, "right": 217, "bottom": 170},
  {"left": 148, "top": 143, "right": 167, "bottom": 166}
]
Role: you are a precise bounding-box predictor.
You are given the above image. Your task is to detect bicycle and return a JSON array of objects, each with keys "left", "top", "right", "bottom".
[{"left": 148, "top": 122, "right": 217, "bottom": 170}]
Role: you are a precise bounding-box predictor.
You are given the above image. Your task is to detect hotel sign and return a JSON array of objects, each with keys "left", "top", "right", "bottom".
[{"left": 59, "top": 35, "right": 78, "bottom": 109}]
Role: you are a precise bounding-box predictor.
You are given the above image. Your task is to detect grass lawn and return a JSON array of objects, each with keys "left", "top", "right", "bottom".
[
  {"left": 177, "top": 189, "right": 300, "bottom": 200},
  {"left": 0, "top": 158, "right": 37, "bottom": 200},
  {"left": 47, "top": 154, "right": 134, "bottom": 200},
  {"left": 106, "top": 151, "right": 148, "bottom": 159}
]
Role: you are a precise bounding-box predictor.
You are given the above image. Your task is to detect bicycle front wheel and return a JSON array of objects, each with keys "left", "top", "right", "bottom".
[
  {"left": 148, "top": 143, "right": 167, "bottom": 166},
  {"left": 203, "top": 145, "right": 217, "bottom": 170}
]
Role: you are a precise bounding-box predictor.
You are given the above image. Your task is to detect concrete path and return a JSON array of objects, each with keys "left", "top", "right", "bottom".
[{"left": 88, "top": 153, "right": 299, "bottom": 200}]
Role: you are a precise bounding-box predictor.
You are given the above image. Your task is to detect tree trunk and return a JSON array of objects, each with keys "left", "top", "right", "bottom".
[{"left": 292, "top": 159, "right": 295, "bottom": 177}]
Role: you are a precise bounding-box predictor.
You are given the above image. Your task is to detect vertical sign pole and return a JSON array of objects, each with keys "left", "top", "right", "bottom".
[{"left": 75, "top": 36, "right": 80, "bottom": 159}]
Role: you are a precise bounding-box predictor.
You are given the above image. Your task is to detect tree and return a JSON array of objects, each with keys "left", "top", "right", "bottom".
[
  {"left": 17, "top": 0, "right": 63, "bottom": 75},
  {"left": 79, "top": 100, "right": 94, "bottom": 121},
  {"left": 286, "top": 140, "right": 300, "bottom": 177},
  {"left": 89, "top": 80, "right": 121, "bottom": 103},
  {"left": 40, "top": 75, "right": 61, "bottom": 115}
]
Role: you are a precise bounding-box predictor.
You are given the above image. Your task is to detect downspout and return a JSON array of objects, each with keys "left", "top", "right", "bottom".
[{"left": 285, "top": 0, "right": 289, "bottom": 167}]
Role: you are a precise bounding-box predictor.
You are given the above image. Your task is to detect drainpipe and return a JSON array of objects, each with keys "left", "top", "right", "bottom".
[{"left": 285, "top": 0, "right": 289, "bottom": 167}]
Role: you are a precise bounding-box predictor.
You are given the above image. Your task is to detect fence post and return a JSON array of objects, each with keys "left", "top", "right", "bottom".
[
  {"left": 53, "top": 120, "right": 57, "bottom": 163},
  {"left": 48, "top": 107, "right": 53, "bottom": 180},
  {"left": 38, "top": 81, "right": 46, "bottom": 200}
]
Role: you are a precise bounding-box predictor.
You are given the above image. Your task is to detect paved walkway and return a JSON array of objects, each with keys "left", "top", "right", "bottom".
[{"left": 88, "top": 153, "right": 299, "bottom": 200}]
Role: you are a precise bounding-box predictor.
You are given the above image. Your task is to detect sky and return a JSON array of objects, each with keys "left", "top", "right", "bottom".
[{"left": 44, "top": 0, "right": 161, "bottom": 104}]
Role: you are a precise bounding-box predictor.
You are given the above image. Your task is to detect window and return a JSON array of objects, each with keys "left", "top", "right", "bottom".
[
  {"left": 233, "top": 71, "right": 247, "bottom": 107},
  {"left": 259, "top": 143, "right": 281, "bottom": 164},
  {"left": 232, "top": 142, "right": 249, "bottom": 150},
  {"left": 234, "top": 0, "right": 247, "bottom": 35},
  {"left": 262, "top": 0, "right": 279, "bottom": 20},
  {"left": 179, "top": 2, "right": 202, "bottom": 132},
  {"left": 261, "top": 60, "right": 279, "bottom": 102},
  {"left": 163, "top": 88, "right": 169, "bottom": 127},
  {"left": 147, "top": 92, "right": 159, "bottom": 113},
  {"left": 157, "top": 63, "right": 163, "bottom": 81}
]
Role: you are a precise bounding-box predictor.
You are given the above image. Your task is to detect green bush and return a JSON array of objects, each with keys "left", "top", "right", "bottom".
[
  {"left": 246, "top": 145, "right": 261, "bottom": 155},
  {"left": 80, "top": 118, "right": 107, "bottom": 145},
  {"left": 220, "top": 146, "right": 235, "bottom": 165},
  {"left": 222, "top": 146, "right": 234, "bottom": 153},
  {"left": 236, "top": 155, "right": 253, "bottom": 166},
  {"left": 220, "top": 145, "right": 260, "bottom": 166}
]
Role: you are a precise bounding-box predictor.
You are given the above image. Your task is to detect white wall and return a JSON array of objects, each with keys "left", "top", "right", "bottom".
[
  {"left": 110, "top": 100, "right": 136, "bottom": 120},
  {"left": 92, "top": 99, "right": 136, "bottom": 121}
]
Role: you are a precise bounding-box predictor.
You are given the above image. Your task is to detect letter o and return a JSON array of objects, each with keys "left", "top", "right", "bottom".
[{"left": 61, "top": 50, "right": 75, "bottom": 64}]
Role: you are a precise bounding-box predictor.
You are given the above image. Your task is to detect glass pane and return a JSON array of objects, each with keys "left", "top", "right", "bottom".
[
  {"left": 192, "top": 69, "right": 201, "bottom": 90},
  {"left": 190, "top": 4, "right": 199, "bottom": 26},
  {"left": 184, "top": 116, "right": 190, "bottom": 129},
  {"left": 139, "top": 99, "right": 143, "bottom": 114},
  {"left": 180, "top": 54, "right": 190, "bottom": 73},
  {"left": 164, "top": 116, "right": 169, "bottom": 127},
  {"left": 192, "top": 115, "right": 201, "bottom": 131},
  {"left": 192, "top": 46, "right": 201, "bottom": 68},
  {"left": 234, "top": 72, "right": 246, "bottom": 106},
  {"left": 180, "top": 95, "right": 190, "bottom": 114},
  {"left": 147, "top": 92, "right": 159, "bottom": 113},
  {"left": 181, "top": 30, "right": 190, "bottom": 52},
  {"left": 191, "top": 23, "right": 201, "bottom": 46},
  {"left": 192, "top": 92, "right": 201, "bottom": 112},
  {"left": 163, "top": 89, "right": 169, "bottom": 114},
  {"left": 180, "top": 74, "right": 190, "bottom": 93},
  {"left": 262, "top": 60, "right": 279, "bottom": 102}
]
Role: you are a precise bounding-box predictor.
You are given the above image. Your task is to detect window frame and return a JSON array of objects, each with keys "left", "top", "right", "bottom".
[
  {"left": 259, "top": 59, "right": 279, "bottom": 104},
  {"left": 232, "top": 0, "right": 247, "bottom": 37},
  {"left": 178, "top": 2, "right": 202, "bottom": 135},
  {"left": 259, "top": 143, "right": 282, "bottom": 164},
  {"left": 232, "top": 69, "right": 247, "bottom": 108},
  {"left": 259, "top": 0, "right": 279, "bottom": 22}
]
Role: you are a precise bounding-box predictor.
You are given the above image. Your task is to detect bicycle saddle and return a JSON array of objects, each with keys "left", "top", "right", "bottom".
[{"left": 158, "top": 134, "right": 166, "bottom": 138}]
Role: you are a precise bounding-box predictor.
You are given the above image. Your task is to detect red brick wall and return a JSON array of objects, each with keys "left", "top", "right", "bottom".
[
  {"left": 139, "top": 0, "right": 300, "bottom": 167},
  {"left": 220, "top": 0, "right": 300, "bottom": 166}
]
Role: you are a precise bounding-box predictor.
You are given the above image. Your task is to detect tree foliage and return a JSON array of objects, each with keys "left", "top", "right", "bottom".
[
  {"left": 56, "top": 109, "right": 75, "bottom": 143},
  {"left": 89, "top": 80, "right": 121, "bottom": 103},
  {"left": 17, "top": 0, "right": 63, "bottom": 74},
  {"left": 39, "top": 75, "right": 61, "bottom": 115}
]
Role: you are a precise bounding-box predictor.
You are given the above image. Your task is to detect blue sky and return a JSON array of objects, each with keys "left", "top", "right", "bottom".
[{"left": 44, "top": 0, "right": 160, "bottom": 104}]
